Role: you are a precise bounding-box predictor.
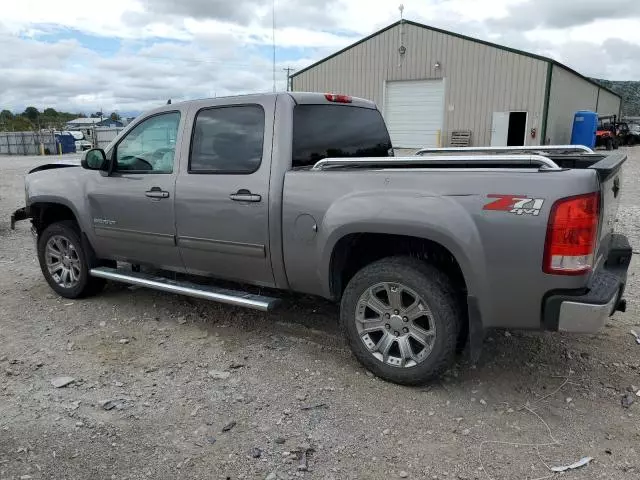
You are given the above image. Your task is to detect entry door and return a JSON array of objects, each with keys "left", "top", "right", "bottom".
[
  {"left": 491, "top": 112, "right": 510, "bottom": 146},
  {"left": 175, "top": 99, "right": 275, "bottom": 287},
  {"left": 87, "top": 111, "right": 185, "bottom": 270}
]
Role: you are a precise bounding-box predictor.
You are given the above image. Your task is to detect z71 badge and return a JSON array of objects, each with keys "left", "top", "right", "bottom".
[{"left": 483, "top": 195, "right": 545, "bottom": 216}]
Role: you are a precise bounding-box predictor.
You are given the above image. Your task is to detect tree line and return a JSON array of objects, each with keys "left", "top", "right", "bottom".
[{"left": 0, "top": 107, "right": 121, "bottom": 132}]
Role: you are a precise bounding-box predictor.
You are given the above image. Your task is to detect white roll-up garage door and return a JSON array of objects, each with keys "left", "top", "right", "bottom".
[{"left": 384, "top": 79, "right": 445, "bottom": 149}]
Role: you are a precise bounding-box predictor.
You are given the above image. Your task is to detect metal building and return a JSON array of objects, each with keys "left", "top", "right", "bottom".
[{"left": 291, "top": 20, "right": 622, "bottom": 149}]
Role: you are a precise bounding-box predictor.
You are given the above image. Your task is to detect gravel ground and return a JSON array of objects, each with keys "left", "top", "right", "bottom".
[{"left": 1, "top": 150, "right": 639, "bottom": 480}]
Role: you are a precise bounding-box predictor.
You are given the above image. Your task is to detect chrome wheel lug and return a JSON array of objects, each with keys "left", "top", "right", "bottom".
[
  {"left": 403, "top": 317, "right": 409, "bottom": 322},
  {"left": 403, "top": 327, "right": 409, "bottom": 333},
  {"left": 384, "top": 313, "right": 390, "bottom": 319},
  {"left": 394, "top": 331, "right": 400, "bottom": 337},
  {"left": 385, "top": 324, "right": 391, "bottom": 330}
]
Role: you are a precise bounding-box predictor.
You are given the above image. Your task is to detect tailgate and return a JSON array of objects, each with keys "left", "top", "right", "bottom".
[{"left": 591, "top": 152, "right": 626, "bottom": 260}]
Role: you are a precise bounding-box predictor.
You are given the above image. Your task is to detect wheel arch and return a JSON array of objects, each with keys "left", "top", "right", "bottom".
[
  {"left": 328, "top": 232, "right": 469, "bottom": 301},
  {"left": 29, "top": 199, "right": 101, "bottom": 262},
  {"left": 323, "top": 225, "right": 485, "bottom": 303},
  {"left": 29, "top": 197, "right": 82, "bottom": 234}
]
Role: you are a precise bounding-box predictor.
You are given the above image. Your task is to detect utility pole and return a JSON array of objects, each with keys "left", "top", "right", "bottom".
[{"left": 283, "top": 67, "right": 295, "bottom": 91}]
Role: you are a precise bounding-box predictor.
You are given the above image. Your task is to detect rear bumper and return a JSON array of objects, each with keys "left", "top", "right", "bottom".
[{"left": 543, "top": 233, "right": 631, "bottom": 333}]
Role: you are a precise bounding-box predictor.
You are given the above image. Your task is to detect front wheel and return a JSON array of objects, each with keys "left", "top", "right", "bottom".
[
  {"left": 606, "top": 138, "right": 614, "bottom": 150},
  {"left": 37, "top": 221, "right": 105, "bottom": 299},
  {"left": 340, "top": 257, "right": 463, "bottom": 385}
]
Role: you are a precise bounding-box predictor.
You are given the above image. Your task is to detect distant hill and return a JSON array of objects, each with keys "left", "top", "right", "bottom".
[{"left": 591, "top": 79, "right": 640, "bottom": 117}]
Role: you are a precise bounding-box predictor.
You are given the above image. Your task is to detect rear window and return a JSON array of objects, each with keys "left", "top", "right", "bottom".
[{"left": 292, "top": 105, "right": 392, "bottom": 169}]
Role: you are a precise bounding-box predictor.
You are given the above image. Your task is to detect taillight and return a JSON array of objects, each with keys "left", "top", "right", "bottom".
[
  {"left": 543, "top": 192, "right": 600, "bottom": 275},
  {"left": 324, "top": 93, "right": 352, "bottom": 103}
]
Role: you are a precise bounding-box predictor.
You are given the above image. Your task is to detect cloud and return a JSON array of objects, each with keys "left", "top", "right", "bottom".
[
  {"left": 490, "top": 0, "right": 640, "bottom": 30},
  {"left": 136, "top": 0, "right": 342, "bottom": 29},
  {"left": 0, "top": 0, "right": 639, "bottom": 115},
  {"left": 0, "top": 33, "right": 282, "bottom": 114},
  {"left": 139, "top": 0, "right": 259, "bottom": 25}
]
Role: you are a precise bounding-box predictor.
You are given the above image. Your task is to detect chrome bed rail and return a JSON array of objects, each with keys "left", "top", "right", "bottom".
[
  {"left": 416, "top": 145, "right": 594, "bottom": 155},
  {"left": 311, "top": 154, "right": 562, "bottom": 171}
]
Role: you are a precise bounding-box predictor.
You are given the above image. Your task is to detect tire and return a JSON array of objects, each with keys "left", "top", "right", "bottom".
[
  {"left": 340, "top": 257, "right": 463, "bottom": 385},
  {"left": 606, "top": 138, "right": 613, "bottom": 151},
  {"left": 37, "top": 220, "right": 105, "bottom": 299}
]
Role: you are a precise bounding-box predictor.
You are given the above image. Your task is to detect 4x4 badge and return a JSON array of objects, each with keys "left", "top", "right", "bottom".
[{"left": 483, "top": 195, "right": 545, "bottom": 216}]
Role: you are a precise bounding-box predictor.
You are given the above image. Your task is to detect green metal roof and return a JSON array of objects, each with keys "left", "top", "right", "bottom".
[{"left": 291, "top": 19, "right": 621, "bottom": 101}]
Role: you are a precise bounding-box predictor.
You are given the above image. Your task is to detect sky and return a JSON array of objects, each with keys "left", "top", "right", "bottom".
[{"left": 1, "top": 0, "right": 639, "bottom": 115}]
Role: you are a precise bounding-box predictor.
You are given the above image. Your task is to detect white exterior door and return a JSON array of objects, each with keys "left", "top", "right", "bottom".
[
  {"left": 384, "top": 80, "right": 445, "bottom": 149},
  {"left": 491, "top": 112, "right": 510, "bottom": 146}
]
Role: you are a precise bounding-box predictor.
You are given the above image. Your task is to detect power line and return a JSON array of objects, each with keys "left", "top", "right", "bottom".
[{"left": 283, "top": 67, "right": 295, "bottom": 91}]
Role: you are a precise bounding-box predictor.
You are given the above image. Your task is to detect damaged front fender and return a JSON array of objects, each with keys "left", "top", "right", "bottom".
[{"left": 10, "top": 207, "right": 28, "bottom": 230}]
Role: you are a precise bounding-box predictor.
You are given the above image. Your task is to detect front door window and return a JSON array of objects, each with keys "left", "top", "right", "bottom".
[{"left": 115, "top": 112, "right": 180, "bottom": 173}]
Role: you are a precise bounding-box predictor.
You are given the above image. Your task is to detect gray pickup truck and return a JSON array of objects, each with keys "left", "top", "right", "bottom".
[{"left": 11, "top": 92, "right": 632, "bottom": 385}]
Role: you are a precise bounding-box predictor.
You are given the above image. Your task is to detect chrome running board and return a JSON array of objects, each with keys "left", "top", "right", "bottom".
[{"left": 90, "top": 267, "right": 280, "bottom": 312}]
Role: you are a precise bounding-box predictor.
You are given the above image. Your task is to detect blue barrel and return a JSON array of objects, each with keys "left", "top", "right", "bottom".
[{"left": 570, "top": 110, "right": 598, "bottom": 149}]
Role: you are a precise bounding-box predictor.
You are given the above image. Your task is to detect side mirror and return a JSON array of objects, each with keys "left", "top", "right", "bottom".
[{"left": 81, "top": 148, "right": 108, "bottom": 171}]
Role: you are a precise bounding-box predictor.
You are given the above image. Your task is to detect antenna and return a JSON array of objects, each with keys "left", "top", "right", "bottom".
[
  {"left": 272, "top": 0, "right": 276, "bottom": 92},
  {"left": 398, "top": 4, "right": 407, "bottom": 65}
]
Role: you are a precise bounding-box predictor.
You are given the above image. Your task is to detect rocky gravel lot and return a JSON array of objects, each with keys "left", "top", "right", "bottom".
[{"left": 1, "top": 150, "right": 640, "bottom": 480}]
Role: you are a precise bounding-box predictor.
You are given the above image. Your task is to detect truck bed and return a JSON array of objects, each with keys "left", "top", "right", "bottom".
[{"left": 282, "top": 147, "right": 626, "bottom": 332}]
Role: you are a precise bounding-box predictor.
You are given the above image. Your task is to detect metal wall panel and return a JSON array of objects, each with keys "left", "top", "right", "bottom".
[
  {"left": 597, "top": 89, "right": 621, "bottom": 118},
  {"left": 293, "top": 22, "right": 548, "bottom": 146},
  {"left": 94, "top": 127, "right": 125, "bottom": 149},
  {"left": 0, "top": 131, "right": 56, "bottom": 155},
  {"left": 546, "top": 66, "right": 599, "bottom": 145}
]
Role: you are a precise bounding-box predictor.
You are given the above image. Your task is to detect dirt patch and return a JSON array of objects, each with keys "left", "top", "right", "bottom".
[{"left": 1, "top": 153, "right": 639, "bottom": 479}]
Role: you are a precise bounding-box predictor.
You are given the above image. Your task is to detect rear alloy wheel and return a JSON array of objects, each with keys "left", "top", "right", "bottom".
[
  {"left": 37, "top": 221, "right": 105, "bottom": 298},
  {"left": 340, "top": 257, "right": 462, "bottom": 385},
  {"left": 355, "top": 282, "right": 436, "bottom": 368}
]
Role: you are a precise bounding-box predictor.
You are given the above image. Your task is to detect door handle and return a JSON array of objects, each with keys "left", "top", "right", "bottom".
[
  {"left": 229, "top": 189, "right": 262, "bottom": 203},
  {"left": 145, "top": 187, "right": 170, "bottom": 199}
]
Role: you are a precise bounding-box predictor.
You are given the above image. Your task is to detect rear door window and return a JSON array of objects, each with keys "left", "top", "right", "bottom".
[
  {"left": 292, "top": 105, "right": 392, "bottom": 169},
  {"left": 189, "top": 105, "right": 264, "bottom": 174}
]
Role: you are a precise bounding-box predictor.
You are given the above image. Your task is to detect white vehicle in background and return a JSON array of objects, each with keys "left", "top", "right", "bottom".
[{"left": 66, "top": 130, "right": 93, "bottom": 151}]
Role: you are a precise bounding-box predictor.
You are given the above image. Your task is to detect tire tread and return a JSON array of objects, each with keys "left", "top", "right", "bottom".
[
  {"left": 340, "top": 256, "right": 463, "bottom": 385},
  {"left": 37, "top": 220, "right": 105, "bottom": 299}
]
